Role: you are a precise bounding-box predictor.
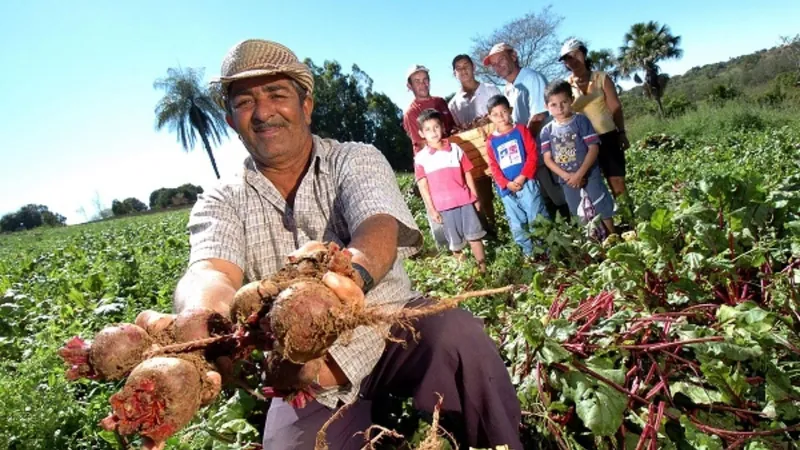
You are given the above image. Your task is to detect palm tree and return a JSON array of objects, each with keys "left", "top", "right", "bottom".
[
  {"left": 618, "top": 21, "right": 683, "bottom": 117},
  {"left": 588, "top": 48, "right": 622, "bottom": 92},
  {"left": 154, "top": 67, "right": 229, "bottom": 179}
]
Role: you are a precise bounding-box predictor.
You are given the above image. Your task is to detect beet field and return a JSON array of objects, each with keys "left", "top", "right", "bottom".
[{"left": 1, "top": 118, "right": 799, "bottom": 449}]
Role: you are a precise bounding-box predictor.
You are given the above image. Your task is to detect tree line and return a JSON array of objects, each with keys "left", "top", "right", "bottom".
[{"left": 1, "top": 184, "right": 206, "bottom": 233}]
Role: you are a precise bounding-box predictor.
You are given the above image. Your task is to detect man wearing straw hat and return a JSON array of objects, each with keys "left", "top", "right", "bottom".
[{"left": 161, "top": 39, "right": 522, "bottom": 450}]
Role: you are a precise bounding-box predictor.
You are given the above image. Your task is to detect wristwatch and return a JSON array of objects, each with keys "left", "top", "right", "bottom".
[{"left": 351, "top": 262, "right": 374, "bottom": 294}]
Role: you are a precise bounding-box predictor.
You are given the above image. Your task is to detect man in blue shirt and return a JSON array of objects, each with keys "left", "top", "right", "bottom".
[{"left": 484, "top": 42, "right": 570, "bottom": 219}]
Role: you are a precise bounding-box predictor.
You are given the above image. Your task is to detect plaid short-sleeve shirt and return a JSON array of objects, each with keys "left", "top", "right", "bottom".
[{"left": 186, "top": 135, "right": 424, "bottom": 408}]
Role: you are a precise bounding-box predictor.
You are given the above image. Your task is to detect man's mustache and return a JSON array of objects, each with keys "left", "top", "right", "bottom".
[{"left": 252, "top": 120, "right": 289, "bottom": 132}]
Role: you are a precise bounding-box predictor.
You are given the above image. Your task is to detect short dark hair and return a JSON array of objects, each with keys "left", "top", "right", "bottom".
[
  {"left": 417, "top": 108, "right": 443, "bottom": 129},
  {"left": 486, "top": 94, "right": 510, "bottom": 112},
  {"left": 544, "top": 80, "right": 573, "bottom": 103},
  {"left": 452, "top": 54, "right": 473, "bottom": 70}
]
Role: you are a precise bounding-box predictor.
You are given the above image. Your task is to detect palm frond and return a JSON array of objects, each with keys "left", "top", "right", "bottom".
[{"left": 153, "top": 66, "right": 228, "bottom": 178}]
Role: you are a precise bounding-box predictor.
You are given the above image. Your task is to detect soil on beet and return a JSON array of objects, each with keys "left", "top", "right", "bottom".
[
  {"left": 90, "top": 324, "right": 153, "bottom": 380},
  {"left": 269, "top": 280, "right": 343, "bottom": 363},
  {"left": 106, "top": 357, "right": 204, "bottom": 442}
]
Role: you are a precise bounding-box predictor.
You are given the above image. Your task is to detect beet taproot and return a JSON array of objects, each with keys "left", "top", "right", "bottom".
[
  {"left": 269, "top": 280, "right": 344, "bottom": 363},
  {"left": 100, "top": 356, "right": 220, "bottom": 443},
  {"left": 58, "top": 323, "right": 153, "bottom": 381},
  {"left": 173, "top": 307, "right": 233, "bottom": 343}
]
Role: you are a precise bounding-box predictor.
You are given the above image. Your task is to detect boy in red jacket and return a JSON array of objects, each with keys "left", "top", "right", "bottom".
[{"left": 486, "top": 95, "right": 550, "bottom": 255}]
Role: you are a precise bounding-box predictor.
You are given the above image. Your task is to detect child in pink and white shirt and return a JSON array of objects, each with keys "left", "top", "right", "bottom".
[{"left": 414, "top": 108, "right": 487, "bottom": 272}]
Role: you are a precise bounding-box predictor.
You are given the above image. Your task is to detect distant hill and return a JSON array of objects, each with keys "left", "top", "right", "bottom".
[{"left": 621, "top": 40, "right": 800, "bottom": 117}]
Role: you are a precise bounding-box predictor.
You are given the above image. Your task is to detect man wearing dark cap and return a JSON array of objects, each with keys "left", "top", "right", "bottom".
[{"left": 152, "top": 39, "right": 522, "bottom": 450}]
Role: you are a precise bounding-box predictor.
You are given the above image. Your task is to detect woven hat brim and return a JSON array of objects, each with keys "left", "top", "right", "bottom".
[{"left": 213, "top": 66, "right": 314, "bottom": 95}]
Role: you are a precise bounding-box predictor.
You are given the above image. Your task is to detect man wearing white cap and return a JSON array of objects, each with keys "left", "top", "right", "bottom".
[
  {"left": 402, "top": 64, "right": 456, "bottom": 154},
  {"left": 485, "top": 42, "right": 570, "bottom": 218},
  {"left": 402, "top": 64, "right": 455, "bottom": 248},
  {"left": 152, "top": 39, "right": 522, "bottom": 450}
]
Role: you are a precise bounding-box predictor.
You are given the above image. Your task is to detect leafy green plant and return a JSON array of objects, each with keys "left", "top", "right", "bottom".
[{"left": 0, "top": 118, "right": 798, "bottom": 449}]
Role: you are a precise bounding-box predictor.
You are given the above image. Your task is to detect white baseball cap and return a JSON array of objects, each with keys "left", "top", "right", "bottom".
[
  {"left": 482, "top": 42, "right": 515, "bottom": 65},
  {"left": 405, "top": 64, "right": 429, "bottom": 81},
  {"left": 559, "top": 38, "right": 586, "bottom": 60}
]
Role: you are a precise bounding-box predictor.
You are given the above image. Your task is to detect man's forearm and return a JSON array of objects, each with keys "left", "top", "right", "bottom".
[
  {"left": 173, "top": 264, "right": 239, "bottom": 317},
  {"left": 347, "top": 214, "right": 399, "bottom": 287}
]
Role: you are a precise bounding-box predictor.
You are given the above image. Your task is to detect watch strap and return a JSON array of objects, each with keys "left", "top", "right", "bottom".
[{"left": 351, "top": 262, "right": 374, "bottom": 294}]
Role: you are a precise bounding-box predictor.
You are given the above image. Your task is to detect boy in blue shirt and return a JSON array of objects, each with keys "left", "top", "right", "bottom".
[
  {"left": 485, "top": 95, "right": 550, "bottom": 256},
  {"left": 540, "top": 81, "right": 616, "bottom": 235}
]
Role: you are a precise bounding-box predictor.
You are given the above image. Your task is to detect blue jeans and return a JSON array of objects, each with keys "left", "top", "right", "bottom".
[{"left": 500, "top": 179, "right": 550, "bottom": 255}]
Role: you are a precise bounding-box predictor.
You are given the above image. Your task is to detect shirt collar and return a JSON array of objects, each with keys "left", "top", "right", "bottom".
[
  {"left": 243, "top": 133, "right": 330, "bottom": 183},
  {"left": 456, "top": 82, "right": 482, "bottom": 98},
  {"left": 427, "top": 139, "right": 452, "bottom": 154}
]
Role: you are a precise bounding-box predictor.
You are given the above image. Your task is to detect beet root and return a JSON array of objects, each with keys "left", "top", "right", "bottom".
[
  {"left": 269, "top": 280, "right": 344, "bottom": 363},
  {"left": 100, "top": 356, "right": 219, "bottom": 443},
  {"left": 230, "top": 279, "right": 280, "bottom": 324},
  {"left": 58, "top": 323, "right": 153, "bottom": 381},
  {"left": 172, "top": 307, "right": 233, "bottom": 344}
]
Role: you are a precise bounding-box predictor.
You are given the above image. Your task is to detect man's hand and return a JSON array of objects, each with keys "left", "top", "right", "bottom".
[
  {"left": 279, "top": 241, "right": 365, "bottom": 391},
  {"left": 473, "top": 200, "right": 481, "bottom": 212},
  {"left": 507, "top": 181, "right": 522, "bottom": 192},
  {"left": 512, "top": 175, "right": 527, "bottom": 186},
  {"left": 138, "top": 308, "right": 228, "bottom": 450},
  {"left": 429, "top": 209, "right": 443, "bottom": 224}
]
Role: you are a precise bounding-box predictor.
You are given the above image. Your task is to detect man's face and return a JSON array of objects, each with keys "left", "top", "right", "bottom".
[
  {"left": 407, "top": 71, "right": 431, "bottom": 99},
  {"left": 225, "top": 75, "right": 313, "bottom": 167},
  {"left": 453, "top": 59, "right": 475, "bottom": 85},
  {"left": 488, "top": 51, "right": 517, "bottom": 80}
]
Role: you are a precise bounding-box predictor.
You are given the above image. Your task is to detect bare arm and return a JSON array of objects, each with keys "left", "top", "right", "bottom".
[
  {"left": 543, "top": 152, "right": 571, "bottom": 181},
  {"left": 346, "top": 214, "right": 399, "bottom": 289},
  {"left": 577, "top": 144, "right": 600, "bottom": 178},
  {"left": 417, "top": 178, "right": 437, "bottom": 215},
  {"left": 172, "top": 258, "right": 244, "bottom": 317},
  {"left": 465, "top": 171, "right": 479, "bottom": 199},
  {"left": 603, "top": 76, "right": 628, "bottom": 147},
  {"left": 464, "top": 171, "right": 481, "bottom": 210}
]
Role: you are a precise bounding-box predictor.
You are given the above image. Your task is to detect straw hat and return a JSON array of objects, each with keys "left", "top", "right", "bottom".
[{"left": 214, "top": 39, "right": 314, "bottom": 96}]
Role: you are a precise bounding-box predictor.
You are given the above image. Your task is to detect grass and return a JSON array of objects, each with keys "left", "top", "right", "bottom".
[{"left": 626, "top": 100, "right": 800, "bottom": 143}]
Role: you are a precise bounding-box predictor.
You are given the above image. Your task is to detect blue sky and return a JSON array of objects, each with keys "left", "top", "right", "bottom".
[{"left": 1, "top": 0, "right": 798, "bottom": 224}]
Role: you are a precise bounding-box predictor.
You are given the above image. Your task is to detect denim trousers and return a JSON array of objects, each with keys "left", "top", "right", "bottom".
[{"left": 500, "top": 179, "right": 550, "bottom": 255}]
